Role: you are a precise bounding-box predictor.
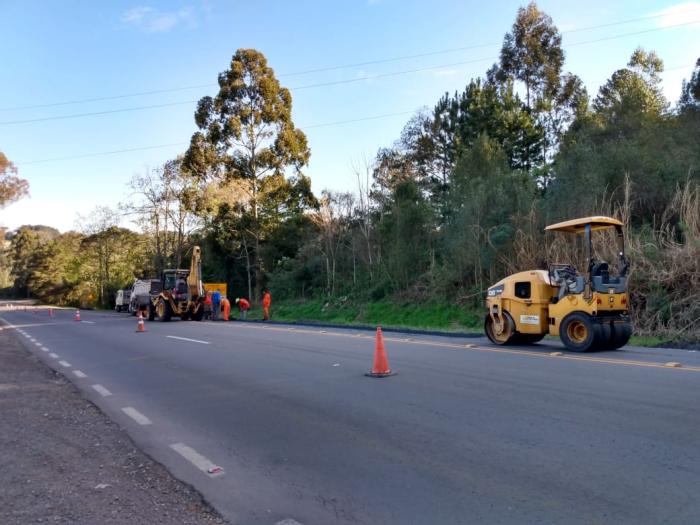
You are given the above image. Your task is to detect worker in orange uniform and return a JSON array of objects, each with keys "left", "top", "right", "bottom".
[
  {"left": 221, "top": 296, "right": 231, "bottom": 321},
  {"left": 262, "top": 289, "right": 271, "bottom": 321},
  {"left": 236, "top": 297, "right": 250, "bottom": 319},
  {"left": 203, "top": 291, "right": 213, "bottom": 320}
]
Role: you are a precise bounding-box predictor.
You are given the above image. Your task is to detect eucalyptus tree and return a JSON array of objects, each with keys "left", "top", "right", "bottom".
[{"left": 183, "top": 49, "right": 311, "bottom": 298}]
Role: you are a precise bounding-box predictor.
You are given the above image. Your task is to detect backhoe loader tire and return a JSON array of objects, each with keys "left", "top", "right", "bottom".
[
  {"left": 147, "top": 304, "right": 155, "bottom": 321},
  {"left": 485, "top": 311, "right": 516, "bottom": 345},
  {"left": 560, "top": 312, "right": 596, "bottom": 352},
  {"left": 155, "top": 298, "right": 172, "bottom": 322},
  {"left": 192, "top": 307, "right": 204, "bottom": 321}
]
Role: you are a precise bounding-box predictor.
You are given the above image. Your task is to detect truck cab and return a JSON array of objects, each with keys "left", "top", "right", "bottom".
[{"left": 115, "top": 289, "right": 131, "bottom": 312}]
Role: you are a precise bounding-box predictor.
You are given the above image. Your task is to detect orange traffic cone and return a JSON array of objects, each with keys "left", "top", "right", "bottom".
[
  {"left": 136, "top": 312, "right": 146, "bottom": 333},
  {"left": 365, "top": 327, "right": 396, "bottom": 378},
  {"left": 74, "top": 310, "right": 81, "bottom": 322}
]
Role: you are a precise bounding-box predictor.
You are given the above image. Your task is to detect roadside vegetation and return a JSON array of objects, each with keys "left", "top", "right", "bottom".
[{"left": 1, "top": 2, "right": 699, "bottom": 342}]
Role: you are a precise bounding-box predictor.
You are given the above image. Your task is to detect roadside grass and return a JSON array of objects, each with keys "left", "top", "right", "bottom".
[
  {"left": 629, "top": 335, "right": 677, "bottom": 347},
  {"left": 245, "top": 298, "right": 482, "bottom": 333}
]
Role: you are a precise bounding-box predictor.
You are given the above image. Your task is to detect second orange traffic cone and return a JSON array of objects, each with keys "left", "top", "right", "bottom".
[
  {"left": 136, "top": 312, "right": 146, "bottom": 333},
  {"left": 365, "top": 326, "right": 396, "bottom": 378},
  {"left": 74, "top": 309, "right": 81, "bottom": 322}
]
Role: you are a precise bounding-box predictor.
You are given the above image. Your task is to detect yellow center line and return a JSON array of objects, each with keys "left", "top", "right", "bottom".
[{"left": 226, "top": 322, "right": 700, "bottom": 373}]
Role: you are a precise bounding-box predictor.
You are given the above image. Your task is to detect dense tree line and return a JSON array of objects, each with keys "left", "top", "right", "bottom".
[{"left": 3, "top": 3, "right": 699, "bottom": 338}]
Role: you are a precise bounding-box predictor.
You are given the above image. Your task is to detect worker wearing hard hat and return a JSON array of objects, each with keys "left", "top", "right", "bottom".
[{"left": 236, "top": 297, "right": 250, "bottom": 319}]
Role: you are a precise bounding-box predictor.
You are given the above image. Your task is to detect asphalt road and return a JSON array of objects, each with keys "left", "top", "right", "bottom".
[{"left": 2, "top": 305, "right": 699, "bottom": 525}]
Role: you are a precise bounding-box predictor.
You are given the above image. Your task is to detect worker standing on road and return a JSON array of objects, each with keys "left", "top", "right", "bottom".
[
  {"left": 203, "top": 291, "right": 212, "bottom": 320},
  {"left": 221, "top": 296, "right": 231, "bottom": 321},
  {"left": 212, "top": 289, "right": 221, "bottom": 321},
  {"left": 262, "top": 289, "right": 271, "bottom": 321},
  {"left": 236, "top": 297, "right": 250, "bottom": 319}
]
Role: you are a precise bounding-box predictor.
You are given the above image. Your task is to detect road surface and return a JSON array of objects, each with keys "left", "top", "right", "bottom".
[{"left": 2, "top": 305, "right": 699, "bottom": 525}]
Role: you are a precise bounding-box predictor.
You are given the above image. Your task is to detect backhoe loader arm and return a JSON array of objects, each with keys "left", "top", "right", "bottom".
[{"left": 187, "top": 246, "right": 203, "bottom": 299}]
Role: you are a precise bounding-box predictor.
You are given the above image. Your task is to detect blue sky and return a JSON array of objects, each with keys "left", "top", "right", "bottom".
[{"left": 1, "top": 0, "right": 699, "bottom": 232}]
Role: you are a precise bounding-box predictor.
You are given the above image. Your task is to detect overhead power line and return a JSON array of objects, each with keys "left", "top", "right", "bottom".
[
  {"left": 0, "top": 100, "right": 198, "bottom": 125},
  {"left": 12, "top": 55, "right": 698, "bottom": 166},
  {"left": 2, "top": 11, "right": 698, "bottom": 113},
  {"left": 281, "top": 10, "right": 700, "bottom": 77},
  {"left": 15, "top": 110, "right": 417, "bottom": 165},
  {"left": 15, "top": 142, "right": 189, "bottom": 165}
]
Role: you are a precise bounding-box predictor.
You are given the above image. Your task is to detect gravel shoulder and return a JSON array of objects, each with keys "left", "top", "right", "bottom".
[{"left": 0, "top": 326, "right": 227, "bottom": 525}]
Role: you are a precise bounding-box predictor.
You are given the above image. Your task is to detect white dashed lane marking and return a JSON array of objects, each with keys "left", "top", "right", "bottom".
[
  {"left": 34, "top": 342, "right": 42, "bottom": 347},
  {"left": 40, "top": 347, "right": 49, "bottom": 352},
  {"left": 58, "top": 360, "right": 71, "bottom": 368},
  {"left": 169, "top": 443, "right": 223, "bottom": 477},
  {"left": 91, "top": 384, "right": 112, "bottom": 397},
  {"left": 81, "top": 320, "right": 96, "bottom": 324},
  {"left": 49, "top": 353, "right": 59, "bottom": 359},
  {"left": 73, "top": 370, "right": 87, "bottom": 378},
  {"left": 166, "top": 335, "right": 210, "bottom": 345},
  {"left": 121, "top": 407, "right": 152, "bottom": 425}
]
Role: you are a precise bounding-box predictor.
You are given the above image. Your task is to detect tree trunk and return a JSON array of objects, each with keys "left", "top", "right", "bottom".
[{"left": 242, "top": 238, "right": 253, "bottom": 302}]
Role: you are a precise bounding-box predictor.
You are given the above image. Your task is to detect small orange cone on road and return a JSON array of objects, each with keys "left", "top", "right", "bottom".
[
  {"left": 365, "top": 326, "right": 396, "bottom": 378},
  {"left": 136, "top": 312, "right": 146, "bottom": 333},
  {"left": 74, "top": 310, "right": 81, "bottom": 322}
]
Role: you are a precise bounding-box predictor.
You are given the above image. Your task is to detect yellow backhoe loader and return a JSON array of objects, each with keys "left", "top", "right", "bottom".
[
  {"left": 484, "top": 216, "right": 631, "bottom": 352},
  {"left": 148, "top": 246, "right": 205, "bottom": 322}
]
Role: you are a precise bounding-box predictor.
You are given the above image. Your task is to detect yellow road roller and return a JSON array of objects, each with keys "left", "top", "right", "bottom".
[{"left": 484, "top": 216, "right": 631, "bottom": 352}]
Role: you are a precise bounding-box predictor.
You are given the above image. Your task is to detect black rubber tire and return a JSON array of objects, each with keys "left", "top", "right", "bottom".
[
  {"left": 608, "top": 322, "right": 632, "bottom": 349},
  {"left": 192, "top": 306, "right": 204, "bottom": 321},
  {"left": 147, "top": 303, "right": 155, "bottom": 321},
  {"left": 594, "top": 322, "right": 611, "bottom": 350},
  {"left": 155, "top": 299, "right": 172, "bottom": 322},
  {"left": 560, "top": 312, "right": 596, "bottom": 352},
  {"left": 485, "top": 311, "right": 516, "bottom": 345}
]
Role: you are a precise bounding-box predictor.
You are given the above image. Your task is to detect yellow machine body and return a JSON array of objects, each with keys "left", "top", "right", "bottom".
[
  {"left": 485, "top": 217, "right": 631, "bottom": 352},
  {"left": 149, "top": 246, "right": 205, "bottom": 322}
]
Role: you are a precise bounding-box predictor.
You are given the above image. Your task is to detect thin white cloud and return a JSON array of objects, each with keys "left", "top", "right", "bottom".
[
  {"left": 651, "top": 1, "right": 700, "bottom": 27},
  {"left": 121, "top": 5, "right": 195, "bottom": 33}
]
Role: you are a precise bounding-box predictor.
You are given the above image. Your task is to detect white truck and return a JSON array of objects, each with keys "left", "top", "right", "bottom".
[
  {"left": 115, "top": 289, "right": 131, "bottom": 312},
  {"left": 128, "top": 279, "right": 162, "bottom": 316}
]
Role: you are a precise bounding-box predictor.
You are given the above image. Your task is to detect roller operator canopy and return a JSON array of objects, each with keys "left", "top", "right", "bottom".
[{"left": 544, "top": 216, "right": 623, "bottom": 234}]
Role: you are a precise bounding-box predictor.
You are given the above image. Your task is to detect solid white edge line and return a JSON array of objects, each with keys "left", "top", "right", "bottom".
[
  {"left": 169, "top": 442, "right": 222, "bottom": 476},
  {"left": 73, "top": 370, "right": 87, "bottom": 378},
  {"left": 91, "top": 384, "right": 112, "bottom": 397},
  {"left": 58, "top": 360, "right": 71, "bottom": 367},
  {"left": 121, "top": 406, "right": 152, "bottom": 425},
  {"left": 49, "top": 353, "right": 59, "bottom": 358},
  {"left": 165, "top": 335, "right": 210, "bottom": 345}
]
